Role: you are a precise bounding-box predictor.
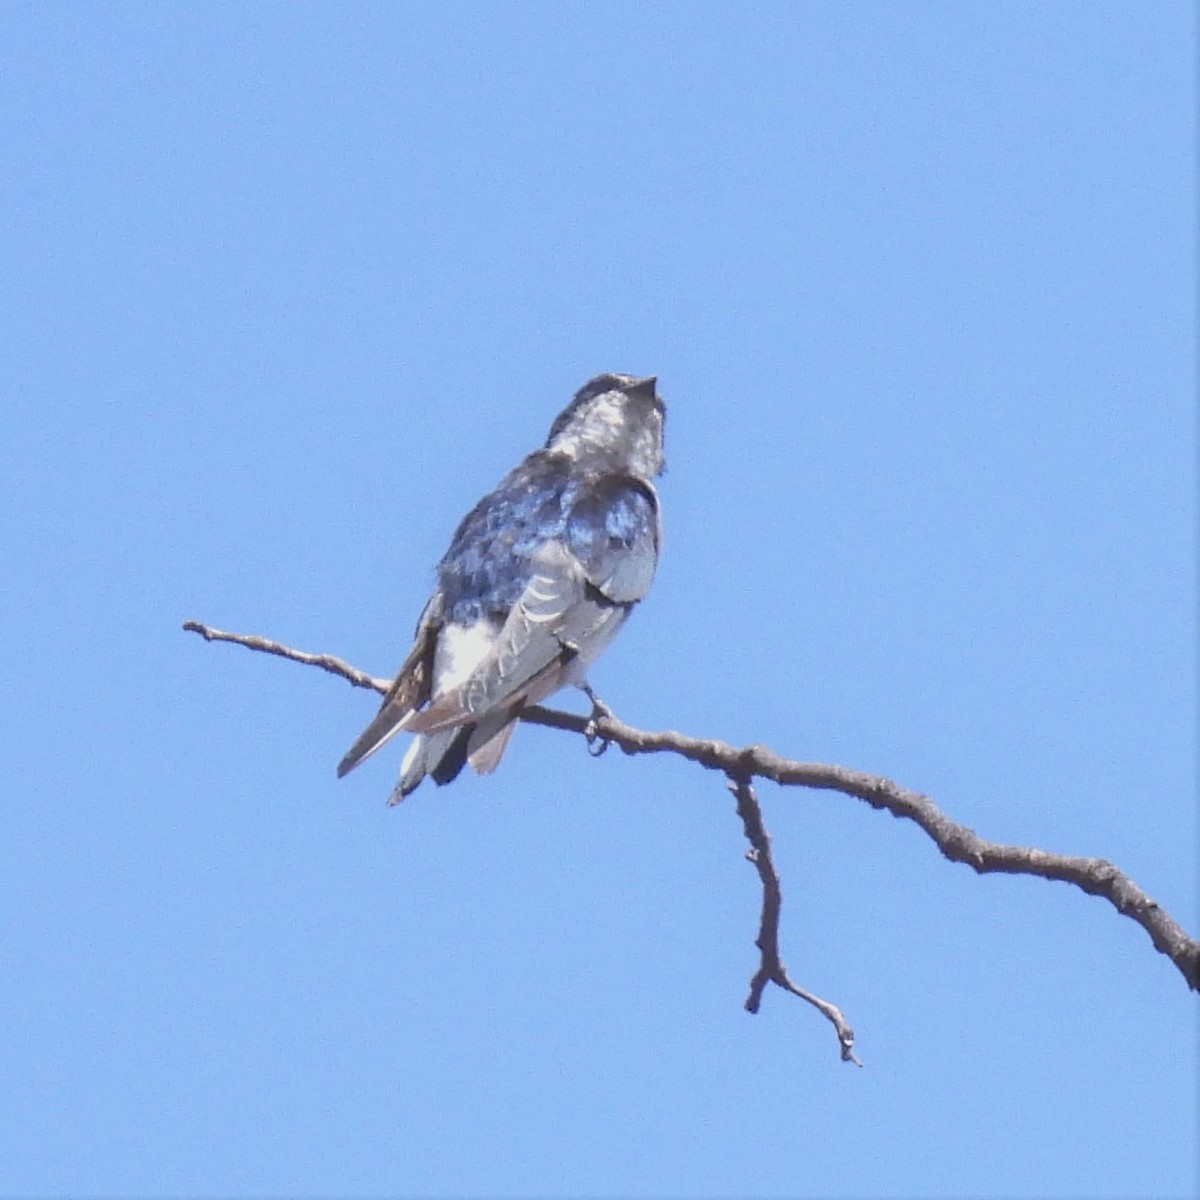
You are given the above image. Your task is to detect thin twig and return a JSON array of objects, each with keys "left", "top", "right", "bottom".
[
  {"left": 183, "top": 621, "right": 1200, "bottom": 998},
  {"left": 729, "top": 774, "right": 860, "bottom": 1064},
  {"left": 182, "top": 621, "right": 388, "bottom": 692}
]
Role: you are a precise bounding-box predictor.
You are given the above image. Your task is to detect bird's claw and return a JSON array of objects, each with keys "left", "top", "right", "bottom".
[{"left": 581, "top": 683, "right": 614, "bottom": 756}]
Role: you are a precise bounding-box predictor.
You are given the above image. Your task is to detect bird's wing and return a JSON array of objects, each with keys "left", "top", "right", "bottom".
[
  {"left": 566, "top": 475, "right": 660, "bottom": 604},
  {"left": 335, "top": 593, "right": 443, "bottom": 777},
  {"left": 402, "top": 540, "right": 588, "bottom": 733},
  {"left": 404, "top": 477, "right": 660, "bottom": 735}
]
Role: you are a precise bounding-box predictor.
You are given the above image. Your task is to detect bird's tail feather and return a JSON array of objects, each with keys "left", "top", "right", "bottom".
[
  {"left": 467, "top": 714, "right": 518, "bottom": 775},
  {"left": 388, "top": 710, "right": 521, "bottom": 802},
  {"left": 391, "top": 728, "right": 458, "bottom": 803}
]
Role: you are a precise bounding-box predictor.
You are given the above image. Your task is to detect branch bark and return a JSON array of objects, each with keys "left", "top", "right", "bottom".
[{"left": 184, "top": 620, "right": 1200, "bottom": 1058}]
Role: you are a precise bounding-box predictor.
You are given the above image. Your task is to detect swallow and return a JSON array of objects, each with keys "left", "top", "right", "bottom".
[{"left": 337, "top": 372, "right": 665, "bottom": 801}]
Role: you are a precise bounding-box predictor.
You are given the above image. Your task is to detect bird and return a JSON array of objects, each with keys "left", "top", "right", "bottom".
[{"left": 337, "top": 372, "right": 666, "bottom": 802}]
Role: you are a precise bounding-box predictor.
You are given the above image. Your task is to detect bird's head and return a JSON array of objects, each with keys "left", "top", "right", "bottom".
[{"left": 545, "top": 373, "right": 666, "bottom": 480}]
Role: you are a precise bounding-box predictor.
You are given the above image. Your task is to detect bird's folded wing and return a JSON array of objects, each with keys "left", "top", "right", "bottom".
[
  {"left": 402, "top": 542, "right": 597, "bottom": 733},
  {"left": 567, "top": 476, "right": 660, "bottom": 604},
  {"left": 335, "top": 594, "right": 442, "bottom": 777}
]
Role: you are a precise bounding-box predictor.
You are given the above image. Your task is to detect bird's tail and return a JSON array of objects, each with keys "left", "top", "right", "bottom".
[{"left": 389, "top": 711, "right": 520, "bottom": 803}]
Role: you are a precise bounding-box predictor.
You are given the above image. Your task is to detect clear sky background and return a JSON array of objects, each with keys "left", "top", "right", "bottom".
[{"left": 1, "top": 4, "right": 1195, "bottom": 1198}]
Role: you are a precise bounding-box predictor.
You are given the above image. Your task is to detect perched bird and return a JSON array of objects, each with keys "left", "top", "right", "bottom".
[{"left": 337, "top": 373, "right": 666, "bottom": 802}]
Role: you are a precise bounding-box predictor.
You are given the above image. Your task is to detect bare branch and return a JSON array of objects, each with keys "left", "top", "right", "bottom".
[
  {"left": 729, "top": 774, "right": 860, "bottom": 1064},
  {"left": 183, "top": 620, "right": 1200, "bottom": 1002},
  {"left": 520, "top": 707, "right": 1200, "bottom": 994},
  {"left": 182, "top": 621, "right": 388, "bottom": 692}
]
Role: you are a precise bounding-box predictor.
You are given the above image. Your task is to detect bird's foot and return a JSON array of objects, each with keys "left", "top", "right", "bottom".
[{"left": 580, "top": 683, "right": 614, "bottom": 757}]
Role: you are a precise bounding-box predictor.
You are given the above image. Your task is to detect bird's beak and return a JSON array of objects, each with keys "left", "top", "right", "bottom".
[{"left": 626, "top": 376, "right": 658, "bottom": 400}]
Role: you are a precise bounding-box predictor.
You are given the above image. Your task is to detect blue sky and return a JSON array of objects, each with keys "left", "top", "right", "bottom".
[{"left": 1, "top": 3, "right": 1195, "bottom": 1197}]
